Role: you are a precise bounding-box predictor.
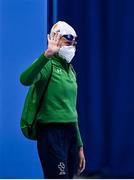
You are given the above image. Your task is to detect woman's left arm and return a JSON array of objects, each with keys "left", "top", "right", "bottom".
[{"left": 74, "top": 122, "right": 86, "bottom": 175}]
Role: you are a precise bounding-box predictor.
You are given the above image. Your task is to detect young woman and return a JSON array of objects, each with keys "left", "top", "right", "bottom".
[{"left": 20, "top": 21, "right": 86, "bottom": 179}]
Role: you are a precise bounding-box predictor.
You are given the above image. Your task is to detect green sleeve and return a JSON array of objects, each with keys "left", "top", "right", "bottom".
[
  {"left": 75, "top": 121, "right": 83, "bottom": 148},
  {"left": 20, "top": 53, "right": 49, "bottom": 86}
]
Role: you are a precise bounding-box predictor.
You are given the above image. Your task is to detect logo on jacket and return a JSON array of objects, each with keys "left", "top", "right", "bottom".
[
  {"left": 56, "top": 68, "right": 62, "bottom": 74},
  {"left": 58, "top": 162, "right": 66, "bottom": 175}
]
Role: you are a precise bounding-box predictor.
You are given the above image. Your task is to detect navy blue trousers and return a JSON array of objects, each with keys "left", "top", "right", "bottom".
[{"left": 36, "top": 122, "right": 79, "bottom": 179}]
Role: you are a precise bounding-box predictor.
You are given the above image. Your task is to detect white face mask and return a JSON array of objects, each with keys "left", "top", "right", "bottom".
[{"left": 58, "top": 45, "right": 76, "bottom": 63}]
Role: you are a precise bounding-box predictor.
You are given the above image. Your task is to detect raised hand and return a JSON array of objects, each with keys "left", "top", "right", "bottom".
[{"left": 44, "top": 32, "right": 62, "bottom": 58}]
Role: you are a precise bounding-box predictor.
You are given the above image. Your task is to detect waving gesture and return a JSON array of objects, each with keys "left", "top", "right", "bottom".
[{"left": 44, "top": 32, "right": 62, "bottom": 58}]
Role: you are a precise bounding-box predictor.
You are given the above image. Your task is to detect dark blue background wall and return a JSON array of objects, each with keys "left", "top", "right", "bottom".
[
  {"left": 0, "top": 0, "right": 47, "bottom": 178},
  {"left": 50, "top": 0, "right": 134, "bottom": 178}
]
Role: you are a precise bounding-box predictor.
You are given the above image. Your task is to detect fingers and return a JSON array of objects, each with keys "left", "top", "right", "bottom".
[
  {"left": 51, "top": 32, "right": 55, "bottom": 40},
  {"left": 47, "top": 34, "right": 50, "bottom": 41},
  {"left": 80, "top": 158, "right": 86, "bottom": 173},
  {"left": 77, "top": 158, "right": 86, "bottom": 175},
  {"left": 48, "top": 32, "right": 61, "bottom": 43},
  {"left": 79, "top": 157, "right": 83, "bottom": 169},
  {"left": 56, "top": 32, "right": 62, "bottom": 42},
  {"left": 54, "top": 32, "right": 59, "bottom": 40}
]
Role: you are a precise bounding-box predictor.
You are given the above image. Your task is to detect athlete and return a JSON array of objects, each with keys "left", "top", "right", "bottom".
[{"left": 20, "top": 21, "right": 86, "bottom": 179}]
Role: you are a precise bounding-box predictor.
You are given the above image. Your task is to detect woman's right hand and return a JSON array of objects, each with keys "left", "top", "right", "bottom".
[{"left": 44, "top": 32, "right": 62, "bottom": 58}]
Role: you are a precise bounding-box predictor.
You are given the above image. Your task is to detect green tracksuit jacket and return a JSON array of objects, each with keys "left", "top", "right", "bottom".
[{"left": 20, "top": 53, "right": 83, "bottom": 147}]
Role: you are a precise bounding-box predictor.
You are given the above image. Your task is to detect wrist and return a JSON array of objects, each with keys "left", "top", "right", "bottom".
[
  {"left": 44, "top": 49, "right": 55, "bottom": 58},
  {"left": 79, "top": 146, "right": 83, "bottom": 150}
]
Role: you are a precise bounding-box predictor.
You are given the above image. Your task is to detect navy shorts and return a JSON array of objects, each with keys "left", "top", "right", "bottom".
[{"left": 36, "top": 122, "right": 79, "bottom": 179}]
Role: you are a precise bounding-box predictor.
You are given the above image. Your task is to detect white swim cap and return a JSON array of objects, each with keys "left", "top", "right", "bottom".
[{"left": 50, "top": 21, "right": 77, "bottom": 37}]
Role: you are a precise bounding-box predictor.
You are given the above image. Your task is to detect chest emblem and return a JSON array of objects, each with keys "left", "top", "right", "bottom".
[{"left": 56, "top": 68, "right": 62, "bottom": 74}]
